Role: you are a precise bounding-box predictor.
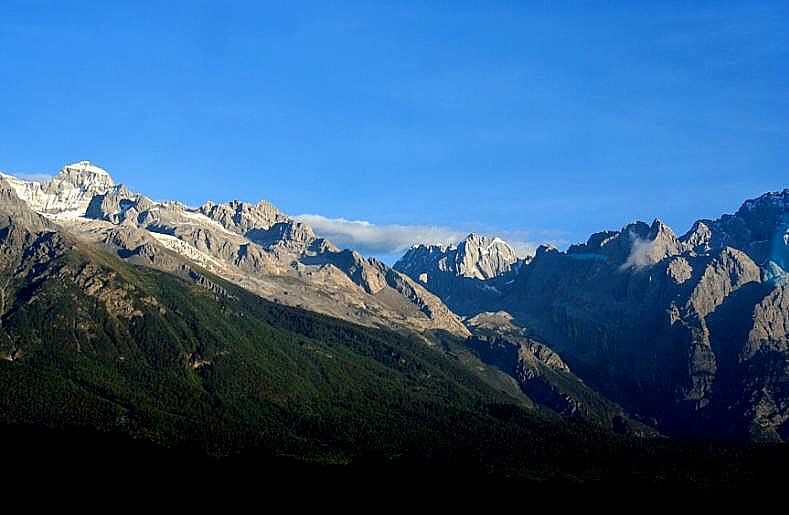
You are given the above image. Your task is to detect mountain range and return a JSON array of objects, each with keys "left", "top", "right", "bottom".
[
  {"left": 1, "top": 161, "right": 467, "bottom": 339},
  {"left": 0, "top": 160, "right": 786, "bottom": 486},
  {"left": 396, "top": 190, "right": 789, "bottom": 441}
]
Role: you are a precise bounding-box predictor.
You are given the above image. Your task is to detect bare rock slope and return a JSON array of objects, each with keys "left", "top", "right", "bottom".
[
  {"left": 396, "top": 192, "right": 789, "bottom": 441},
  {"left": 0, "top": 162, "right": 468, "bottom": 338}
]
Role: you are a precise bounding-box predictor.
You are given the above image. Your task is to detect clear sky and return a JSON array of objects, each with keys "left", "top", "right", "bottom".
[{"left": 1, "top": 1, "right": 787, "bottom": 261}]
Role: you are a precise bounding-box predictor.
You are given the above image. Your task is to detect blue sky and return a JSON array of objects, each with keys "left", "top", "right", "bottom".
[{"left": 1, "top": 1, "right": 787, "bottom": 261}]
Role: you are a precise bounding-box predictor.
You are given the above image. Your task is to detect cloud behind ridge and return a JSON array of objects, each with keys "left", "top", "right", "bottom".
[
  {"left": 296, "top": 214, "right": 539, "bottom": 258},
  {"left": 15, "top": 173, "right": 52, "bottom": 183},
  {"left": 296, "top": 214, "right": 462, "bottom": 255}
]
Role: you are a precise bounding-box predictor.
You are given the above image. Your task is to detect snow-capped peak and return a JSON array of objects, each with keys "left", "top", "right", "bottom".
[
  {"left": 56, "top": 161, "right": 114, "bottom": 189},
  {"left": 1, "top": 160, "right": 116, "bottom": 215},
  {"left": 63, "top": 160, "right": 111, "bottom": 177}
]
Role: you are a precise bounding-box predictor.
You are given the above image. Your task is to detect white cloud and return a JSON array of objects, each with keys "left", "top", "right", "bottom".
[
  {"left": 295, "top": 214, "right": 540, "bottom": 258},
  {"left": 621, "top": 237, "right": 655, "bottom": 269},
  {"left": 296, "top": 214, "right": 463, "bottom": 255},
  {"left": 15, "top": 173, "right": 52, "bottom": 183},
  {"left": 621, "top": 234, "right": 668, "bottom": 270},
  {"left": 508, "top": 241, "right": 539, "bottom": 258}
]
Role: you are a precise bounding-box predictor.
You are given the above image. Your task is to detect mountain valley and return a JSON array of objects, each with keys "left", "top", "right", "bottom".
[{"left": 0, "top": 161, "right": 786, "bottom": 487}]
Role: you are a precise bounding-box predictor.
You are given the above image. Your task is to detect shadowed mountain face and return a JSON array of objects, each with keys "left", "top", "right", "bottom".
[{"left": 396, "top": 191, "right": 789, "bottom": 441}]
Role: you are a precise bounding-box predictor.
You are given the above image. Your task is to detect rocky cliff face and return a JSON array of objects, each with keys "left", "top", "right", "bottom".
[
  {"left": 681, "top": 189, "right": 789, "bottom": 269},
  {"left": 499, "top": 194, "right": 789, "bottom": 441},
  {"left": 393, "top": 190, "right": 789, "bottom": 441},
  {"left": 394, "top": 233, "right": 524, "bottom": 316},
  {"left": 464, "top": 311, "right": 655, "bottom": 435},
  {"left": 0, "top": 163, "right": 468, "bottom": 338}
]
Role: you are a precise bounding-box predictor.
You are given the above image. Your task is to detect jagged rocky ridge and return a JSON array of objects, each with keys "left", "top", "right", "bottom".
[
  {"left": 395, "top": 234, "right": 525, "bottom": 316},
  {"left": 0, "top": 162, "right": 645, "bottom": 432},
  {"left": 395, "top": 234, "right": 649, "bottom": 431},
  {"left": 3, "top": 161, "right": 786, "bottom": 440},
  {"left": 0, "top": 162, "right": 468, "bottom": 338},
  {"left": 396, "top": 191, "right": 789, "bottom": 441}
]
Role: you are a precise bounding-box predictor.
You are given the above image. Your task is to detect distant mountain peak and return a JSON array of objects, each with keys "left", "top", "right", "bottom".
[
  {"left": 649, "top": 218, "right": 670, "bottom": 232},
  {"left": 396, "top": 233, "right": 521, "bottom": 282},
  {"left": 675, "top": 187, "right": 788, "bottom": 267},
  {"left": 62, "top": 160, "right": 112, "bottom": 177},
  {"left": 0, "top": 160, "right": 115, "bottom": 215},
  {"left": 457, "top": 234, "right": 521, "bottom": 278},
  {"left": 199, "top": 198, "right": 286, "bottom": 234},
  {"left": 738, "top": 188, "right": 789, "bottom": 214},
  {"left": 50, "top": 161, "right": 114, "bottom": 192}
]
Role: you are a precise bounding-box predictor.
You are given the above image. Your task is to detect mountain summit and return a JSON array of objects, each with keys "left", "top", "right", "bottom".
[
  {"left": 394, "top": 233, "right": 523, "bottom": 315},
  {"left": 1, "top": 161, "right": 115, "bottom": 215},
  {"left": 397, "top": 233, "right": 521, "bottom": 282},
  {"left": 57, "top": 160, "right": 114, "bottom": 184}
]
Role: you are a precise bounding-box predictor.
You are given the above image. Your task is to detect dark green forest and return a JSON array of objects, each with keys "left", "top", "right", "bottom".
[{"left": 0, "top": 241, "right": 785, "bottom": 489}]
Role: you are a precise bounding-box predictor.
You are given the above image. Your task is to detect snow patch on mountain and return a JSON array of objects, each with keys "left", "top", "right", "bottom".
[
  {"left": 150, "top": 231, "right": 225, "bottom": 270},
  {"left": 1, "top": 161, "right": 115, "bottom": 215},
  {"left": 181, "top": 210, "right": 240, "bottom": 237}
]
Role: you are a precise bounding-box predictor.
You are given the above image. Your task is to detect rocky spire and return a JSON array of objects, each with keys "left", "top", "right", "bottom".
[{"left": 457, "top": 233, "right": 522, "bottom": 280}]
